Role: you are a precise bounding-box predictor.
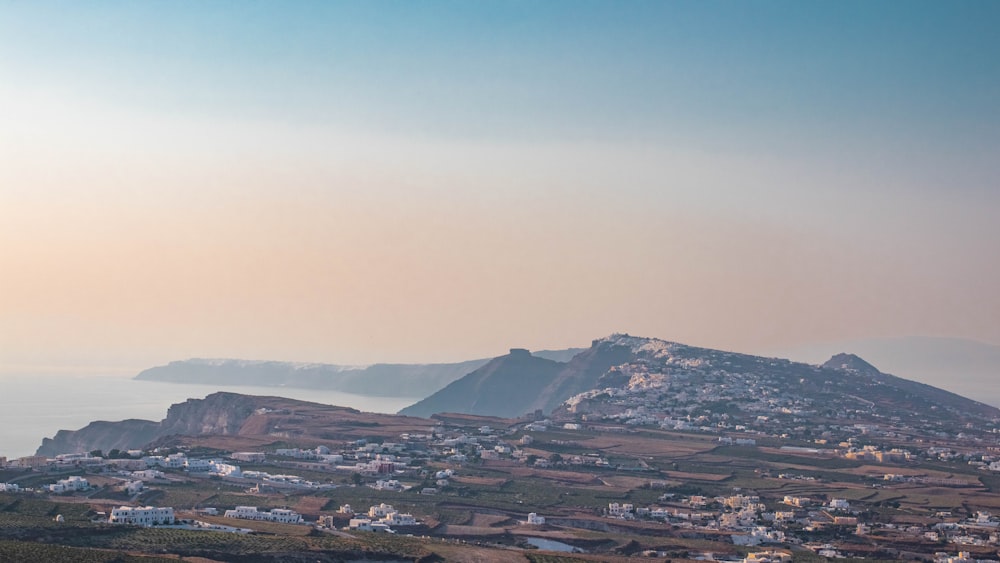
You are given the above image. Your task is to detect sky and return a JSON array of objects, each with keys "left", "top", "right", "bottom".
[{"left": 2, "top": 1, "right": 999, "bottom": 373}]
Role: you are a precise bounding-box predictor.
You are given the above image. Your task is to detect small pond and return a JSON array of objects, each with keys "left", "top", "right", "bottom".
[{"left": 525, "top": 537, "right": 585, "bottom": 553}]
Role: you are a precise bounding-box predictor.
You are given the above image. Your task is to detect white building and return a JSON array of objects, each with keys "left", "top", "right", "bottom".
[
  {"left": 365, "top": 503, "right": 417, "bottom": 526},
  {"left": 209, "top": 462, "right": 242, "bottom": 478},
  {"left": 123, "top": 480, "right": 144, "bottom": 495},
  {"left": 732, "top": 527, "right": 785, "bottom": 546},
  {"left": 0, "top": 483, "right": 20, "bottom": 492},
  {"left": 368, "top": 503, "right": 397, "bottom": 519},
  {"left": 783, "top": 496, "right": 810, "bottom": 508},
  {"left": 224, "top": 506, "right": 303, "bottom": 524},
  {"left": 349, "top": 517, "right": 374, "bottom": 531},
  {"left": 162, "top": 453, "right": 187, "bottom": 468},
  {"left": 49, "top": 476, "right": 89, "bottom": 493},
  {"left": 373, "top": 479, "right": 403, "bottom": 491},
  {"left": 526, "top": 513, "right": 546, "bottom": 525},
  {"left": 608, "top": 503, "right": 634, "bottom": 517},
  {"left": 185, "top": 459, "right": 211, "bottom": 471},
  {"left": 382, "top": 512, "right": 417, "bottom": 526},
  {"left": 109, "top": 506, "right": 175, "bottom": 526},
  {"left": 132, "top": 469, "right": 165, "bottom": 480},
  {"left": 828, "top": 498, "right": 851, "bottom": 511}
]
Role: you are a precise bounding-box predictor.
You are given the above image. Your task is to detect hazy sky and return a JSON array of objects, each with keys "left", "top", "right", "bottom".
[{"left": 2, "top": 1, "right": 999, "bottom": 372}]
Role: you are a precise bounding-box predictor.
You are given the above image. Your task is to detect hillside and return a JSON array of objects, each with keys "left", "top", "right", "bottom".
[
  {"left": 401, "top": 334, "right": 1000, "bottom": 424},
  {"left": 783, "top": 336, "right": 1000, "bottom": 407},
  {"left": 398, "top": 349, "right": 565, "bottom": 418},
  {"left": 36, "top": 392, "right": 432, "bottom": 456}
]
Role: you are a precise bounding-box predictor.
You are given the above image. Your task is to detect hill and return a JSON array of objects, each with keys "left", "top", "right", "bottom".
[
  {"left": 781, "top": 336, "right": 1000, "bottom": 407},
  {"left": 398, "top": 349, "right": 565, "bottom": 418},
  {"left": 401, "top": 333, "right": 1000, "bottom": 424},
  {"left": 36, "top": 392, "right": 432, "bottom": 456}
]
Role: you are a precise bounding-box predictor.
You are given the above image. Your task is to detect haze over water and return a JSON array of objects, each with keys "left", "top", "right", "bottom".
[{"left": 0, "top": 374, "right": 417, "bottom": 459}]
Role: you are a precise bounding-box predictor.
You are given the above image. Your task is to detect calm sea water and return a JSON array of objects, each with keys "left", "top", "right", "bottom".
[{"left": 0, "top": 375, "right": 419, "bottom": 459}]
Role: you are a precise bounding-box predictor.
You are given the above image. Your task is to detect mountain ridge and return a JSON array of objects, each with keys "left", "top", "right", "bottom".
[{"left": 401, "top": 333, "right": 1000, "bottom": 421}]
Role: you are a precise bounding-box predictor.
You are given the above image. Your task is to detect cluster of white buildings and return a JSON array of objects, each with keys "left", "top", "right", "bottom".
[
  {"left": 109, "top": 506, "right": 175, "bottom": 526},
  {"left": 223, "top": 506, "right": 303, "bottom": 524},
  {"left": 273, "top": 446, "right": 342, "bottom": 463},
  {"left": 732, "top": 526, "right": 787, "bottom": 546},
  {"left": 371, "top": 479, "right": 405, "bottom": 491},
  {"left": 49, "top": 476, "right": 89, "bottom": 493},
  {"left": 347, "top": 503, "right": 418, "bottom": 532}
]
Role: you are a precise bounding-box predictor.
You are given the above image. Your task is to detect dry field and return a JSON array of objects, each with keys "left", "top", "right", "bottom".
[
  {"left": 581, "top": 434, "right": 715, "bottom": 456},
  {"left": 452, "top": 475, "right": 510, "bottom": 487},
  {"left": 290, "top": 495, "right": 329, "bottom": 516}
]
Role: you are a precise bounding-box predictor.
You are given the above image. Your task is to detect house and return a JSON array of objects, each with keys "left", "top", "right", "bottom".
[
  {"left": 185, "top": 459, "right": 211, "bottom": 471},
  {"left": 349, "top": 517, "right": 374, "bottom": 531},
  {"left": 209, "top": 462, "right": 242, "bottom": 478},
  {"left": 382, "top": 512, "right": 417, "bottom": 526},
  {"left": 109, "top": 506, "right": 175, "bottom": 526},
  {"left": 10, "top": 456, "right": 48, "bottom": 469},
  {"left": 224, "top": 506, "right": 303, "bottom": 524},
  {"left": 526, "top": 513, "right": 546, "bottom": 525},
  {"left": 782, "top": 496, "right": 810, "bottom": 508},
  {"left": 732, "top": 527, "right": 785, "bottom": 546},
  {"left": 372, "top": 479, "right": 403, "bottom": 491},
  {"left": 368, "top": 503, "right": 397, "bottom": 519},
  {"left": 123, "top": 480, "right": 144, "bottom": 495},
  {"left": 49, "top": 476, "right": 89, "bottom": 493},
  {"left": 608, "top": 503, "right": 634, "bottom": 518},
  {"left": 828, "top": 498, "right": 850, "bottom": 511},
  {"left": 366, "top": 504, "right": 418, "bottom": 526}
]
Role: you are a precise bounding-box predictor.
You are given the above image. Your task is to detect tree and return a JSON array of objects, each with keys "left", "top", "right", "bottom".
[
  {"left": 88, "top": 450, "right": 103, "bottom": 458},
  {"left": 351, "top": 473, "right": 364, "bottom": 486},
  {"left": 525, "top": 455, "right": 538, "bottom": 466}
]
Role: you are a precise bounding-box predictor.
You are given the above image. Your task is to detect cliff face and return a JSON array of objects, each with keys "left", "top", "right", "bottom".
[
  {"left": 38, "top": 420, "right": 161, "bottom": 457},
  {"left": 36, "top": 392, "right": 265, "bottom": 456},
  {"left": 35, "top": 392, "right": 433, "bottom": 457}
]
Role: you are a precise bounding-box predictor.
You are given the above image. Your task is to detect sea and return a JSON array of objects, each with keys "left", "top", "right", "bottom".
[{"left": 0, "top": 374, "right": 420, "bottom": 459}]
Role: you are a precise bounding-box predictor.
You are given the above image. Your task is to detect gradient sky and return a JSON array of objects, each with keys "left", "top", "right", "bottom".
[{"left": 2, "top": 1, "right": 999, "bottom": 372}]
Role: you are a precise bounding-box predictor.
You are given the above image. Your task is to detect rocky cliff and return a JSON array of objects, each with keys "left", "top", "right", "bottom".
[
  {"left": 38, "top": 393, "right": 276, "bottom": 456},
  {"left": 36, "top": 392, "right": 434, "bottom": 457}
]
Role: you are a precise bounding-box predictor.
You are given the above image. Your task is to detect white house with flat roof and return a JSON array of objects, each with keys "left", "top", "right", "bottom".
[
  {"left": 109, "top": 506, "right": 175, "bottom": 526},
  {"left": 224, "top": 506, "right": 303, "bottom": 524}
]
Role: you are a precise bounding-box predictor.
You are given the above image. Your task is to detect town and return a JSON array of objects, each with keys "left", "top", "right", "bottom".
[{"left": 4, "top": 386, "right": 1000, "bottom": 563}]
